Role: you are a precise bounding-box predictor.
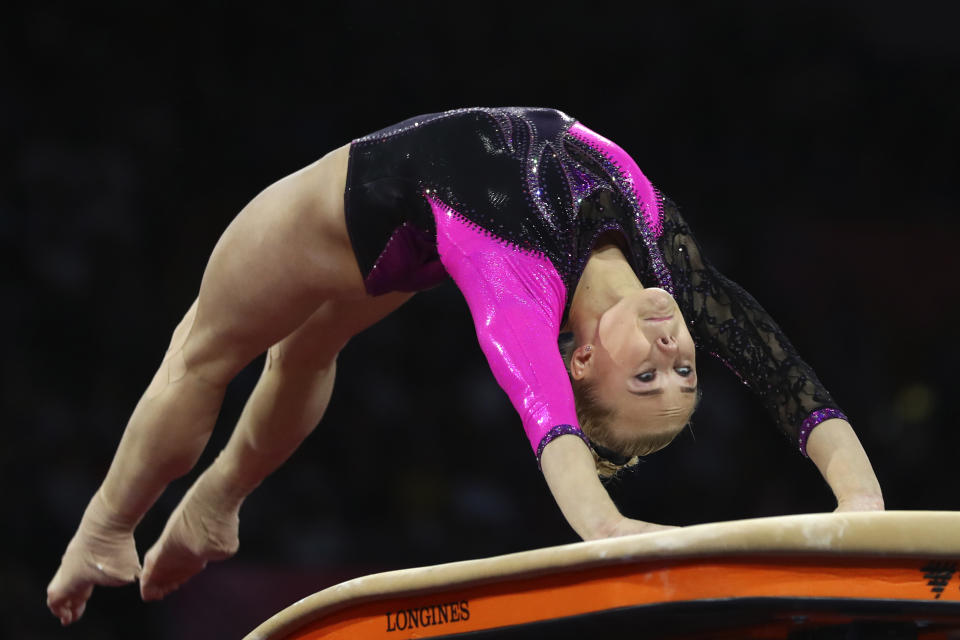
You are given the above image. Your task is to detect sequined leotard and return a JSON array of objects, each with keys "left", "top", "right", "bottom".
[{"left": 345, "top": 107, "right": 846, "bottom": 462}]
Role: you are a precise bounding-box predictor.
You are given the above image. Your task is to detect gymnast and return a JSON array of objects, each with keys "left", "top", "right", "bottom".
[{"left": 46, "top": 107, "right": 884, "bottom": 625}]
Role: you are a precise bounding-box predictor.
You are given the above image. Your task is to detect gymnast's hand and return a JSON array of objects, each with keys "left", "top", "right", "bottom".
[
  {"left": 834, "top": 495, "right": 886, "bottom": 513},
  {"left": 604, "top": 517, "right": 679, "bottom": 537},
  {"left": 540, "top": 435, "right": 678, "bottom": 540},
  {"left": 46, "top": 490, "right": 141, "bottom": 626},
  {"left": 806, "top": 419, "right": 885, "bottom": 514}
]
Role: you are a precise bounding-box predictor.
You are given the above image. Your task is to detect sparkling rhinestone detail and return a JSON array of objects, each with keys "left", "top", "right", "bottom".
[
  {"left": 536, "top": 424, "right": 590, "bottom": 468},
  {"left": 564, "top": 127, "right": 673, "bottom": 296},
  {"left": 798, "top": 408, "right": 848, "bottom": 457}
]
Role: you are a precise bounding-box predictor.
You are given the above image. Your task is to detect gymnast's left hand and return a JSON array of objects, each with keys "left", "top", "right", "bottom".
[
  {"left": 46, "top": 490, "right": 141, "bottom": 626},
  {"left": 806, "top": 419, "right": 884, "bottom": 515}
]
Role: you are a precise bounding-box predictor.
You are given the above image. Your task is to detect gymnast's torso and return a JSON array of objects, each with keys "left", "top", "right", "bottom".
[
  {"left": 345, "top": 107, "right": 669, "bottom": 315},
  {"left": 344, "top": 106, "right": 845, "bottom": 458}
]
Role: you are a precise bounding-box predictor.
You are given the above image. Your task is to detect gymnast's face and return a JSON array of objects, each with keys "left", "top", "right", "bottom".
[{"left": 572, "top": 288, "right": 698, "bottom": 446}]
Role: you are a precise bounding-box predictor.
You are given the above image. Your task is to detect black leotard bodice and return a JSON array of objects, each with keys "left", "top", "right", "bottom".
[{"left": 346, "top": 107, "right": 661, "bottom": 321}]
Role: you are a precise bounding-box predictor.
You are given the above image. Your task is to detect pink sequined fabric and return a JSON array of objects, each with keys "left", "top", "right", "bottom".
[{"left": 428, "top": 193, "right": 583, "bottom": 455}]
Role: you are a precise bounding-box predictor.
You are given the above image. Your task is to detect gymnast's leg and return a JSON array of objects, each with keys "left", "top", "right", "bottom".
[
  {"left": 46, "top": 144, "right": 362, "bottom": 625},
  {"left": 138, "top": 292, "right": 412, "bottom": 600}
]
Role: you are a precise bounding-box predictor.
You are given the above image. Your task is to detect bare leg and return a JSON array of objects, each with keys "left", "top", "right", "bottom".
[
  {"left": 48, "top": 300, "right": 219, "bottom": 624},
  {"left": 138, "top": 292, "right": 411, "bottom": 599},
  {"left": 47, "top": 145, "right": 361, "bottom": 624}
]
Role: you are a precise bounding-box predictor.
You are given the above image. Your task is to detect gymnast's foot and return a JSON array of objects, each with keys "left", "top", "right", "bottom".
[
  {"left": 47, "top": 491, "right": 141, "bottom": 625},
  {"left": 140, "top": 467, "right": 241, "bottom": 601}
]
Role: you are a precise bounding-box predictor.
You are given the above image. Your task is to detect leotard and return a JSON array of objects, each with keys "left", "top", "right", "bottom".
[{"left": 344, "top": 107, "right": 845, "bottom": 462}]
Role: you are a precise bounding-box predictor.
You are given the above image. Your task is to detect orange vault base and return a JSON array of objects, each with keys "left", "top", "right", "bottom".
[{"left": 245, "top": 511, "right": 960, "bottom": 639}]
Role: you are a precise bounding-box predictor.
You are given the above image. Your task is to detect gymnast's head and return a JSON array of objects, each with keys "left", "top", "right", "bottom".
[{"left": 562, "top": 287, "right": 699, "bottom": 478}]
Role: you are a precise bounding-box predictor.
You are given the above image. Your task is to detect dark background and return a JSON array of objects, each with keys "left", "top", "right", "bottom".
[{"left": 5, "top": 1, "right": 959, "bottom": 638}]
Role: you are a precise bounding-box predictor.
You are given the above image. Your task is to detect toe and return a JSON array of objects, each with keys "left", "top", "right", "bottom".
[{"left": 59, "top": 602, "right": 74, "bottom": 626}]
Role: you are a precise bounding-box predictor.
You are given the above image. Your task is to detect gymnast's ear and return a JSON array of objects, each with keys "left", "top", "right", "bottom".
[{"left": 569, "top": 345, "right": 594, "bottom": 381}]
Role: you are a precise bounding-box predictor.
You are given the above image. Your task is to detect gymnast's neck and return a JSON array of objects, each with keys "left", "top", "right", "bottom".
[{"left": 564, "top": 241, "right": 644, "bottom": 340}]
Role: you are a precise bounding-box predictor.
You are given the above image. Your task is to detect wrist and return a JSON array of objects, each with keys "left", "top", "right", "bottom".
[
  {"left": 836, "top": 492, "right": 885, "bottom": 512},
  {"left": 540, "top": 435, "right": 623, "bottom": 541},
  {"left": 799, "top": 409, "right": 848, "bottom": 457},
  {"left": 591, "top": 516, "right": 677, "bottom": 539},
  {"left": 588, "top": 514, "right": 629, "bottom": 540},
  {"left": 806, "top": 418, "right": 884, "bottom": 509}
]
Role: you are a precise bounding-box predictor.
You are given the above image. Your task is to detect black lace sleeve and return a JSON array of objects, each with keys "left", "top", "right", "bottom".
[{"left": 657, "top": 196, "right": 847, "bottom": 455}]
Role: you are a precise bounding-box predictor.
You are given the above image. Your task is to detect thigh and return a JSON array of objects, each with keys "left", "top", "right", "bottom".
[
  {"left": 182, "top": 145, "right": 365, "bottom": 383},
  {"left": 267, "top": 291, "right": 414, "bottom": 372}
]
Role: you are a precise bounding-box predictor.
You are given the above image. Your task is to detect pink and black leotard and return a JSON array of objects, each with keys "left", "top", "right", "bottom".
[{"left": 344, "top": 107, "right": 845, "bottom": 464}]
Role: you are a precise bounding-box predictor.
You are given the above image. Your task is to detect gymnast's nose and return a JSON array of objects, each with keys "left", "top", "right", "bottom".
[{"left": 655, "top": 335, "right": 678, "bottom": 354}]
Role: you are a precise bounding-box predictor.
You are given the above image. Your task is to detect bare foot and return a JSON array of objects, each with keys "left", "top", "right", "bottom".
[
  {"left": 47, "top": 492, "right": 141, "bottom": 625},
  {"left": 140, "top": 469, "right": 241, "bottom": 601}
]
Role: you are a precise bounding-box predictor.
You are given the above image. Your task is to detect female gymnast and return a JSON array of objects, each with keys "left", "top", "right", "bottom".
[{"left": 46, "top": 107, "right": 884, "bottom": 625}]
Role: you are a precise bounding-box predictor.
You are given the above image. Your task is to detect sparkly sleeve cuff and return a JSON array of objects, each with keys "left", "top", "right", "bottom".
[
  {"left": 798, "top": 408, "right": 848, "bottom": 458},
  {"left": 536, "top": 424, "right": 591, "bottom": 469}
]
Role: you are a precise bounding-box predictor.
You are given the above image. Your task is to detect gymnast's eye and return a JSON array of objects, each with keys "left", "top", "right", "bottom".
[
  {"left": 635, "top": 370, "right": 656, "bottom": 383},
  {"left": 675, "top": 366, "right": 693, "bottom": 377}
]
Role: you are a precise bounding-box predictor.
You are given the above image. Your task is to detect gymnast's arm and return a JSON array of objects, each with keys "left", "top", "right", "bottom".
[
  {"left": 806, "top": 418, "right": 884, "bottom": 511},
  {"left": 659, "top": 199, "right": 883, "bottom": 511},
  {"left": 430, "top": 198, "right": 671, "bottom": 539},
  {"left": 540, "top": 435, "right": 673, "bottom": 538}
]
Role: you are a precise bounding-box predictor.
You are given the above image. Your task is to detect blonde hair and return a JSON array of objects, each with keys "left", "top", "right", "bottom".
[{"left": 559, "top": 335, "right": 693, "bottom": 478}]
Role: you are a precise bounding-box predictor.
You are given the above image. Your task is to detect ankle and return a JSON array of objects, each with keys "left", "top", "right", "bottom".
[
  {"left": 84, "top": 490, "right": 139, "bottom": 534},
  {"left": 201, "top": 458, "right": 256, "bottom": 510}
]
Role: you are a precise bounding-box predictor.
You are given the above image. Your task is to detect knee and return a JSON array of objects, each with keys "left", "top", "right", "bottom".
[
  {"left": 166, "top": 299, "right": 199, "bottom": 355},
  {"left": 157, "top": 300, "right": 252, "bottom": 388},
  {"left": 177, "top": 324, "right": 261, "bottom": 388}
]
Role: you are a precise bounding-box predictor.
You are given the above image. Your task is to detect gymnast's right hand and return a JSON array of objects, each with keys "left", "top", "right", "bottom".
[
  {"left": 604, "top": 517, "right": 679, "bottom": 538},
  {"left": 46, "top": 490, "right": 141, "bottom": 626}
]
